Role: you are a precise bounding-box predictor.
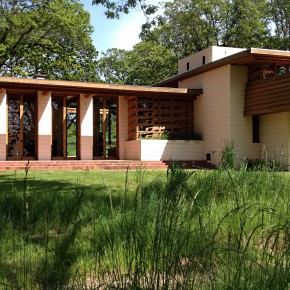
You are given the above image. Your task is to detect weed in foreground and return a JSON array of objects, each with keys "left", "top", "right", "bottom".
[{"left": 0, "top": 168, "right": 289, "bottom": 289}]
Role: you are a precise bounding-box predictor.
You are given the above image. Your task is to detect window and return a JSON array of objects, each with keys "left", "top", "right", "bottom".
[
  {"left": 202, "top": 56, "right": 206, "bottom": 65},
  {"left": 187, "top": 62, "right": 190, "bottom": 71},
  {"left": 252, "top": 115, "right": 260, "bottom": 143}
]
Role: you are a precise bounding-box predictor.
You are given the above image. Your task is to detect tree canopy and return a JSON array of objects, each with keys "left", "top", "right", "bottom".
[
  {"left": 96, "top": 41, "right": 177, "bottom": 86},
  {"left": 1, "top": 0, "right": 289, "bottom": 83},
  {"left": 141, "top": 0, "right": 273, "bottom": 58},
  {"left": 94, "top": 0, "right": 290, "bottom": 59},
  {"left": 0, "top": 0, "right": 98, "bottom": 81},
  {"left": 92, "top": 0, "right": 158, "bottom": 19}
]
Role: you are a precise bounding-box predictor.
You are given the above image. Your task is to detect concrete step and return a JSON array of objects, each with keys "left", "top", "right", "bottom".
[
  {"left": 0, "top": 160, "right": 212, "bottom": 171},
  {"left": 0, "top": 160, "right": 168, "bottom": 171}
]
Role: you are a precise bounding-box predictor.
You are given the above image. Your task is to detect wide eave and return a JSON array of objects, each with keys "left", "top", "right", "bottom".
[
  {"left": 0, "top": 77, "right": 202, "bottom": 97},
  {"left": 154, "top": 48, "right": 290, "bottom": 87}
]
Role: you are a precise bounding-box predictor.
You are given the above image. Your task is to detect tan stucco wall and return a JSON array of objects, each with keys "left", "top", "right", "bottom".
[
  {"left": 178, "top": 46, "right": 246, "bottom": 74},
  {"left": 38, "top": 91, "right": 52, "bottom": 160},
  {"left": 79, "top": 94, "right": 93, "bottom": 160},
  {"left": 179, "top": 65, "right": 232, "bottom": 166},
  {"left": 260, "top": 112, "right": 289, "bottom": 166},
  {"left": 125, "top": 140, "right": 141, "bottom": 160},
  {"left": 118, "top": 96, "right": 128, "bottom": 159},
  {"left": 230, "top": 65, "right": 260, "bottom": 162},
  {"left": 125, "top": 140, "right": 204, "bottom": 161},
  {"left": 179, "top": 64, "right": 267, "bottom": 167},
  {"left": 0, "top": 89, "right": 6, "bottom": 160}
]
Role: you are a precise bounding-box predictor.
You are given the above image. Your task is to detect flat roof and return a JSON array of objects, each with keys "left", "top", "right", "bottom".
[
  {"left": 0, "top": 76, "right": 202, "bottom": 97},
  {"left": 154, "top": 48, "right": 290, "bottom": 87}
]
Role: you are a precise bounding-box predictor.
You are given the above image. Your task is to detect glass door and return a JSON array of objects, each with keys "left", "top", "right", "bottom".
[
  {"left": 7, "top": 94, "right": 36, "bottom": 160},
  {"left": 93, "top": 96, "right": 118, "bottom": 159},
  {"left": 106, "top": 98, "right": 117, "bottom": 158},
  {"left": 52, "top": 95, "right": 79, "bottom": 159},
  {"left": 52, "top": 96, "right": 64, "bottom": 158},
  {"left": 66, "top": 96, "right": 78, "bottom": 158}
]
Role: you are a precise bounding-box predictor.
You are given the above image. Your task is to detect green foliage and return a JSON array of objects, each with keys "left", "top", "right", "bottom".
[
  {"left": 220, "top": 142, "right": 238, "bottom": 170},
  {"left": 0, "top": 169, "right": 290, "bottom": 288},
  {"left": 139, "top": 0, "right": 290, "bottom": 58},
  {"left": 96, "top": 41, "right": 177, "bottom": 85},
  {"left": 94, "top": 0, "right": 290, "bottom": 83},
  {"left": 241, "top": 157, "right": 287, "bottom": 171},
  {"left": 0, "top": 169, "right": 290, "bottom": 290},
  {"left": 165, "top": 131, "right": 202, "bottom": 140},
  {"left": 0, "top": 0, "right": 98, "bottom": 81},
  {"left": 92, "top": 0, "right": 158, "bottom": 19},
  {"left": 96, "top": 48, "right": 130, "bottom": 84}
]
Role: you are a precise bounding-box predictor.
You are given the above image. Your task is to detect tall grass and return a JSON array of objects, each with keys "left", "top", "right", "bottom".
[{"left": 0, "top": 166, "right": 289, "bottom": 289}]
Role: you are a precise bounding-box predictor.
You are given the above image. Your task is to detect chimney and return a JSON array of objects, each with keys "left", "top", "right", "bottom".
[{"left": 33, "top": 74, "right": 46, "bottom": 80}]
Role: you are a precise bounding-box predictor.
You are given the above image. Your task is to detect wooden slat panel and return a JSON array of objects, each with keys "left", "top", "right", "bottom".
[
  {"left": 127, "top": 96, "right": 194, "bottom": 140},
  {"left": 244, "top": 73, "right": 290, "bottom": 115}
]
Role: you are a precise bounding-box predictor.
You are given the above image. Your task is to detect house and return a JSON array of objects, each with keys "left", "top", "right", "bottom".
[
  {"left": 155, "top": 46, "right": 290, "bottom": 169},
  {"left": 0, "top": 46, "right": 290, "bottom": 169}
]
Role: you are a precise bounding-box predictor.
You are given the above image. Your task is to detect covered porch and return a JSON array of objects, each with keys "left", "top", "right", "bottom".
[{"left": 0, "top": 77, "right": 202, "bottom": 162}]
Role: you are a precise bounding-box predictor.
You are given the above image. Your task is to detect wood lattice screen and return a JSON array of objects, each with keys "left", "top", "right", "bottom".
[{"left": 128, "top": 96, "right": 194, "bottom": 140}]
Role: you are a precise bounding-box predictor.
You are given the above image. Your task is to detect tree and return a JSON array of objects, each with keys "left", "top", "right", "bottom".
[
  {"left": 126, "top": 41, "right": 177, "bottom": 86},
  {"left": 96, "top": 41, "right": 177, "bottom": 86},
  {"left": 96, "top": 48, "right": 130, "bottom": 84},
  {"left": 92, "top": 0, "right": 158, "bottom": 19},
  {"left": 0, "top": 0, "right": 98, "bottom": 81},
  {"left": 269, "top": 0, "right": 290, "bottom": 50},
  {"left": 142, "top": 0, "right": 270, "bottom": 58}
]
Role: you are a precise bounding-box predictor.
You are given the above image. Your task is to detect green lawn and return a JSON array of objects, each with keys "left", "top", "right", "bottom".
[{"left": 0, "top": 168, "right": 289, "bottom": 289}]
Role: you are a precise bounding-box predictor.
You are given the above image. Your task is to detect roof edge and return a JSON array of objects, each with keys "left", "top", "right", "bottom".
[{"left": 0, "top": 76, "right": 199, "bottom": 97}]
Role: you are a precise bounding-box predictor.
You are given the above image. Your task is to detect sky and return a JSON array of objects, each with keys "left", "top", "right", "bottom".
[{"left": 80, "top": 0, "right": 162, "bottom": 55}]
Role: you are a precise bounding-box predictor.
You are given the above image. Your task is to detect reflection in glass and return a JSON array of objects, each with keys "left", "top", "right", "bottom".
[
  {"left": 52, "top": 97, "right": 64, "bottom": 157},
  {"left": 66, "top": 96, "right": 78, "bottom": 157},
  {"left": 93, "top": 98, "right": 103, "bottom": 157},
  {"left": 8, "top": 95, "right": 20, "bottom": 157},
  {"left": 7, "top": 94, "right": 36, "bottom": 158},
  {"left": 106, "top": 100, "right": 117, "bottom": 157},
  {"left": 23, "top": 96, "right": 36, "bottom": 157},
  {"left": 93, "top": 97, "right": 117, "bottom": 158}
]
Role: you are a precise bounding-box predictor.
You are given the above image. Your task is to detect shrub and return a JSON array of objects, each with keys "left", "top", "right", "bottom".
[{"left": 220, "top": 142, "right": 237, "bottom": 170}]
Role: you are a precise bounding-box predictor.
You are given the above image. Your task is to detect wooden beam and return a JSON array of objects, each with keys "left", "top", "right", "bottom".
[
  {"left": 85, "top": 93, "right": 96, "bottom": 98},
  {"left": 43, "top": 91, "right": 52, "bottom": 97},
  {"left": 0, "top": 77, "right": 202, "bottom": 97}
]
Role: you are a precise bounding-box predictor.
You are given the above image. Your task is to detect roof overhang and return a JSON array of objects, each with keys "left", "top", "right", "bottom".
[
  {"left": 0, "top": 77, "right": 202, "bottom": 98},
  {"left": 154, "top": 48, "right": 290, "bottom": 87}
]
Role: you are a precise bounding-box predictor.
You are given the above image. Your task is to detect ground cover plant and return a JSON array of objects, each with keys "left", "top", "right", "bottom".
[{"left": 0, "top": 166, "right": 289, "bottom": 289}]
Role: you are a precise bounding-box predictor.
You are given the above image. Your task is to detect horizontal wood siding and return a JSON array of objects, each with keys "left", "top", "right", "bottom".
[{"left": 245, "top": 73, "right": 290, "bottom": 115}]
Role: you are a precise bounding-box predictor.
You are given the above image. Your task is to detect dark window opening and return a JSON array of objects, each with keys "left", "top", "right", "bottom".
[
  {"left": 187, "top": 62, "right": 190, "bottom": 71},
  {"left": 202, "top": 56, "right": 206, "bottom": 65},
  {"left": 252, "top": 115, "right": 260, "bottom": 143}
]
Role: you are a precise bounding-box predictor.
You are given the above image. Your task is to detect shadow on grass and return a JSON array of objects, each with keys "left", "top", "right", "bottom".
[{"left": 0, "top": 171, "right": 135, "bottom": 289}]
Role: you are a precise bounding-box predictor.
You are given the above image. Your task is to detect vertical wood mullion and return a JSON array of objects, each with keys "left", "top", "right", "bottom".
[
  {"left": 116, "top": 96, "right": 119, "bottom": 159},
  {"left": 6, "top": 95, "right": 8, "bottom": 156},
  {"left": 20, "top": 94, "right": 23, "bottom": 159},
  {"left": 103, "top": 97, "right": 106, "bottom": 158},
  {"left": 77, "top": 95, "right": 80, "bottom": 159},
  {"left": 35, "top": 94, "right": 38, "bottom": 159},
  {"left": 63, "top": 96, "right": 67, "bottom": 159}
]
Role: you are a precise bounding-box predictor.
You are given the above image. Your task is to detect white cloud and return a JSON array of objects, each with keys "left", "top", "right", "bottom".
[{"left": 113, "top": 13, "right": 145, "bottom": 50}]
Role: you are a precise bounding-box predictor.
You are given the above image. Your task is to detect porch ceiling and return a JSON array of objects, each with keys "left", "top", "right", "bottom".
[{"left": 0, "top": 76, "right": 202, "bottom": 98}]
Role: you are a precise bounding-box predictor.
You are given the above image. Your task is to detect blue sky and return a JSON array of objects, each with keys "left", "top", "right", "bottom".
[{"left": 80, "top": 0, "right": 162, "bottom": 55}]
